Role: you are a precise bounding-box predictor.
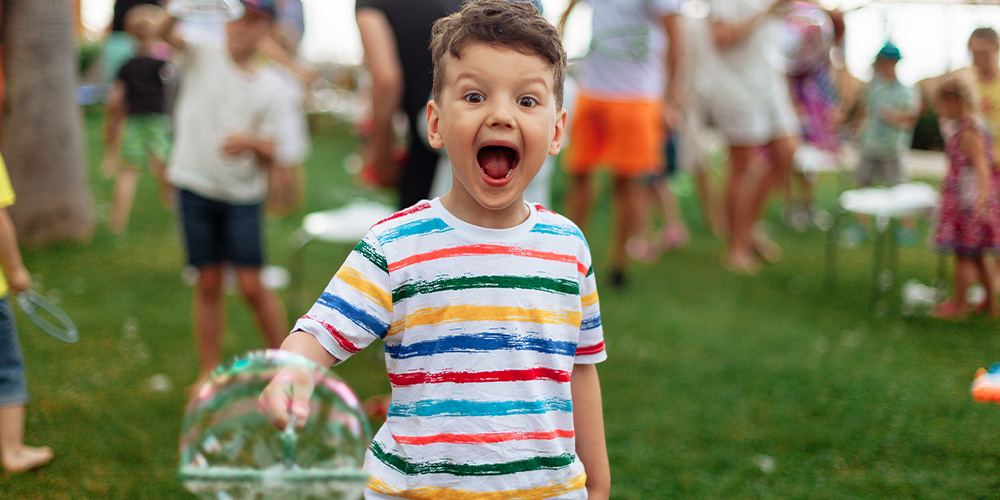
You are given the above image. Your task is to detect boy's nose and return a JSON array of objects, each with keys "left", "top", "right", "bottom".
[{"left": 488, "top": 102, "right": 515, "bottom": 129}]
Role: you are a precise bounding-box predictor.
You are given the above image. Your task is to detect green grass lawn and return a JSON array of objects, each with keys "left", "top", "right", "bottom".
[{"left": 3, "top": 107, "right": 1000, "bottom": 499}]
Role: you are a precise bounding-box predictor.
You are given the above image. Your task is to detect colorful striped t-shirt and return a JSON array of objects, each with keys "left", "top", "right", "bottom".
[{"left": 294, "top": 198, "right": 606, "bottom": 499}]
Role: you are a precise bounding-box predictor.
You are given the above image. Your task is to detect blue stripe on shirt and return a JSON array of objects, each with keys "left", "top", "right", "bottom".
[
  {"left": 317, "top": 292, "right": 389, "bottom": 339},
  {"left": 384, "top": 331, "right": 577, "bottom": 359},
  {"left": 389, "top": 397, "right": 573, "bottom": 418}
]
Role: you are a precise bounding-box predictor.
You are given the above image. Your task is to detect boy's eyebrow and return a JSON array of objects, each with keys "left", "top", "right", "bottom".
[{"left": 452, "top": 71, "right": 552, "bottom": 90}]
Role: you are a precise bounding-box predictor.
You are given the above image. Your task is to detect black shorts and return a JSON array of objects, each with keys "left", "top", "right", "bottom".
[{"left": 178, "top": 189, "right": 264, "bottom": 268}]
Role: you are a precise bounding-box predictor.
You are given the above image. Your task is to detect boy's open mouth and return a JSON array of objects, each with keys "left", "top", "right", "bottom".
[{"left": 478, "top": 145, "right": 519, "bottom": 180}]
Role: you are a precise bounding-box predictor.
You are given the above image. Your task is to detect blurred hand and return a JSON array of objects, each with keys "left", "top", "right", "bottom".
[
  {"left": 7, "top": 266, "right": 31, "bottom": 295},
  {"left": 258, "top": 366, "right": 315, "bottom": 431},
  {"left": 221, "top": 133, "right": 255, "bottom": 157}
]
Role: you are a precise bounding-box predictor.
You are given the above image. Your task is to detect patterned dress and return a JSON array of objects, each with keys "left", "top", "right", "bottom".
[{"left": 934, "top": 117, "right": 1000, "bottom": 257}]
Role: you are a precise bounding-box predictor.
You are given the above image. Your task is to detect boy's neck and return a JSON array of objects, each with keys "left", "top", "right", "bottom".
[{"left": 228, "top": 48, "right": 257, "bottom": 72}]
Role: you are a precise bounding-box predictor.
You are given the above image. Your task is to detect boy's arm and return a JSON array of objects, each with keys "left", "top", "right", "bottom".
[
  {"left": 258, "top": 35, "right": 317, "bottom": 88},
  {"left": 572, "top": 363, "right": 610, "bottom": 500},
  {"left": 356, "top": 8, "right": 403, "bottom": 183},
  {"left": 221, "top": 133, "right": 277, "bottom": 168},
  {"left": 102, "top": 81, "right": 128, "bottom": 176},
  {"left": 710, "top": 0, "right": 786, "bottom": 48},
  {"left": 0, "top": 208, "right": 30, "bottom": 294},
  {"left": 662, "top": 13, "right": 685, "bottom": 130},
  {"left": 558, "top": 0, "right": 582, "bottom": 36},
  {"left": 157, "top": 7, "right": 186, "bottom": 51}
]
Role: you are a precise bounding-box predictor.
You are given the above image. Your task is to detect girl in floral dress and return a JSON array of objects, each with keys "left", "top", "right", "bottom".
[{"left": 932, "top": 78, "right": 1000, "bottom": 319}]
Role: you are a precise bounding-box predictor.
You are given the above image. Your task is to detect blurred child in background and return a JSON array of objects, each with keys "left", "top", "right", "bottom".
[
  {"left": 102, "top": 3, "right": 174, "bottom": 234},
  {"left": 0, "top": 153, "right": 51, "bottom": 473},
  {"left": 932, "top": 78, "right": 1000, "bottom": 320}
]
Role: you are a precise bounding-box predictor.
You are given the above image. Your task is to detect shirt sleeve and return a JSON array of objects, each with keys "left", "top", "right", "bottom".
[
  {"left": 291, "top": 231, "right": 393, "bottom": 364},
  {"left": 0, "top": 155, "right": 16, "bottom": 209},
  {"left": 575, "top": 250, "right": 606, "bottom": 365}
]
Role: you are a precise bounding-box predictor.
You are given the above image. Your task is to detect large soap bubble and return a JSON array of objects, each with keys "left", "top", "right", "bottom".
[{"left": 179, "top": 349, "right": 372, "bottom": 500}]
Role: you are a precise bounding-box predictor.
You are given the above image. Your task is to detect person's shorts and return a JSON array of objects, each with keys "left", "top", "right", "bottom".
[
  {"left": 565, "top": 94, "right": 665, "bottom": 178},
  {"left": 709, "top": 92, "right": 799, "bottom": 147},
  {"left": 178, "top": 189, "right": 264, "bottom": 268},
  {"left": 121, "top": 113, "right": 171, "bottom": 169},
  {"left": 855, "top": 155, "right": 904, "bottom": 186},
  {"left": 0, "top": 297, "right": 28, "bottom": 407}
]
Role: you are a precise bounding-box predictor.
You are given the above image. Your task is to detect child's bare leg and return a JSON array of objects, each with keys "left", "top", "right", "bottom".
[
  {"left": 0, "top": 405, "right": 52, "bottom": 473},
  {"left": 194, "top": 265, "right": 226, "bottom": 378},
  {"left": 658, "top": 178, "right": 688, "bottom": 248},
  {"left": 724, "top": 146, "right": 758, "bottom": 271},
  {"left": 565, "top": 173, "right": 594, "bottom": 232},
  {"left": 110, "top": 167, "right": 139, "bottom": 234},
  {"left": 236, "top": 267, "right": 288, "bottom": 349},
  {"left": 976, "top": 256, "right": 999, "bottom": 318},
  {"left": 610, "top": 176, "right": 642, "bottom": 275},
  {"left": 148, "top": 156, "right": 173, "bottom": 207},
  {"left": 949, "top": 256, "right": 978, "bottom": 314},
  {"left": 693, "top": 168, "right": 723, "bottom": 236}
]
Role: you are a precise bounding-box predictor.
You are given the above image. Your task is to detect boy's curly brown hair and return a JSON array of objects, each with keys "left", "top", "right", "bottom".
[{"left": 429, "top": 0, "right": 567, "bottom": 109}]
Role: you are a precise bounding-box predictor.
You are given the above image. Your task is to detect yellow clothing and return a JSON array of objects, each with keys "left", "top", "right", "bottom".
[
  {"left": 0, "top": 155, "right": 17, "bottom": 298},
  {"left": 977, "top": 76, "right": 1000, "bottom": 146}
]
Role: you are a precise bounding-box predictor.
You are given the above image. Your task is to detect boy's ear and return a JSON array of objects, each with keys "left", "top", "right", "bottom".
[
  {"left": 548, "top": 108, "right": 568, "bottom": 156},
  {"left": 426, "top": 100, "right": 444, "bottom": 149}
]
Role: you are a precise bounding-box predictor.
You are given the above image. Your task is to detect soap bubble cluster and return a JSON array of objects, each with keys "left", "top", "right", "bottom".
[{"left": 179, "top": 349, "right": 371, "bottom": 500}]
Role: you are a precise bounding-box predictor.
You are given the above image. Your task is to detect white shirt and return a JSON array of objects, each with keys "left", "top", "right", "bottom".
[
  {"left": 707, "top": 0, "right": 786, "bottom": 109},
  {"left": 575, "top": 0, "right": 683, "bottom": 100},
  {"left": 168, "top": 38, "right": 283, "bottom": 203}
]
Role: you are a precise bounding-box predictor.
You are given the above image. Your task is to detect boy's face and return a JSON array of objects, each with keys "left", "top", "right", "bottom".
[
  {"left": 873, "top": 58, "right": 897, "bottom": 78},
  {"left": 427, "top": 41, "right": 566, "bottom": 227},
  {"left": 226, "top": 11, "right": 272, "bottom": 58},
  {"left": 969, "top": 37, "right": 999, "bottom": 74}
]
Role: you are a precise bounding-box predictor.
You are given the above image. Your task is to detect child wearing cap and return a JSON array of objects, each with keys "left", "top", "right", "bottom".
[
  {"left": 157, "top": 0, "right": 293, "bottom": 381},
  {"left": 854, "top": 42, "right": 921, "bottom": 187}
]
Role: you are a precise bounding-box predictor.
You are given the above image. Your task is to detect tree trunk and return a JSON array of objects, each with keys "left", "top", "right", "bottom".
[{"left": 0, "top": 0, "right": 94, "bottom": 245}]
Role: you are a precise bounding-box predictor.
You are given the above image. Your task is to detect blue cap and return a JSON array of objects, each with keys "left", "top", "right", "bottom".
[
  {"left": 876, "top": 42, "right": 902, "bottom": 61},
  {"left": 241, "top": 0, "right": 277, "bottom": 20}
]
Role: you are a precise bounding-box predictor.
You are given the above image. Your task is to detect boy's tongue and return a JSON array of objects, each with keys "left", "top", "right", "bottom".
[{"left": 478, "top": 146, "right": 516, "bottom": 180}]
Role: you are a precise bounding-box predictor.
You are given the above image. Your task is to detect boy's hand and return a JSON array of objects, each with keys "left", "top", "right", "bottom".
[
  {"left": 258, "top": 365, "right": 315, "bottom": 431},
  {"left": 221, "top": 133, "right": 258, "bottom": 157},
  {"left": 7, "top": 266, "right": 31, "bottom": 295}
]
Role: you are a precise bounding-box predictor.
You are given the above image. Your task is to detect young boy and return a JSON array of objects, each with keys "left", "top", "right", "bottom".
[
  {"left": 854, "top": 42, "right": 919, "bottom": 187},
  {"left": 102, "top": 3, "right": 173, "bottom": 234},
  {"left": 260, "top": 1, "right": 611, "bottom": 498},
  {"left": 158, "top": 0, "right": 291, "bottom": 381},
  {"left": 0, "top": 154, "right": 52, "bottom": 473}
]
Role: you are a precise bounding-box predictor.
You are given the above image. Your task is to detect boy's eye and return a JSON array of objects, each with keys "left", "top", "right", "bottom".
[
  {"left": 517, "top": 96, "right": 538, "bottom": 108},
  {"left": 464, "top": 93, "right": 485, "bottom": 104}
]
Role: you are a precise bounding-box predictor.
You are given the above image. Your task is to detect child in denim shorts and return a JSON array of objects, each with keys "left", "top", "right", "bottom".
[{"left": 0, "top": 153, "right": 52, "bottom": 473}]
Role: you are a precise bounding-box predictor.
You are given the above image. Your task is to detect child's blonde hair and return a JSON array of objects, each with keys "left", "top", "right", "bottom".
[
  {"left": 429, "top": 0, "right": 567, "bottom": 109},
  {"left": 935, "top": 77, "right": 976, "bottom": 113},
  {"left": 124, "top": 4, "right": 164, "bottom": 43}
]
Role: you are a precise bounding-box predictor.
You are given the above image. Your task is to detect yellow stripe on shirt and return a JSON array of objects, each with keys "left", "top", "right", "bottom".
[{"left": 387, "top": 305, "right": 582, "bottom": 336}]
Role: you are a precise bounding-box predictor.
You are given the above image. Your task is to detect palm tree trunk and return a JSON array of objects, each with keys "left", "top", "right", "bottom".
[{"left": 0, "top": 0, "right": 94, "bottom": 245}]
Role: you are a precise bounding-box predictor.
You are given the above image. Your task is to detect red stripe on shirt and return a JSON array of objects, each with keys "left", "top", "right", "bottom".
[
  {"left": 389, "top": 244, "right": 584, "bottom": 273},
  {"left": 374, "top": 201, "right": 431, "bottom": 227},
  {"left": 575, "top": 341, "right": 605, "bottom": 356},
  {"left": 388, "top": 367, "right": 571, "bottom": 387},
  {"left": 303, "top": 315, "right": 361, "bottom": 354},
  {"left": 393, "top": 428, "right": 575, "bottom": 445}
]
